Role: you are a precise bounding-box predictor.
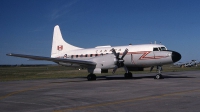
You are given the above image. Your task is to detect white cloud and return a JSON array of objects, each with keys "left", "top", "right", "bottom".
[{"left": 50, "top": 0, "right": 79, "bottom": 21}]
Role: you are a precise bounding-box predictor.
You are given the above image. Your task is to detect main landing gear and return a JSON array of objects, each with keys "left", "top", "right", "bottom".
[
  {"left": 87, "top": 74, "right": 96, "bottom": 81},
  {"left": 124, "top": 72, "right": 132, "bottom": 79}
]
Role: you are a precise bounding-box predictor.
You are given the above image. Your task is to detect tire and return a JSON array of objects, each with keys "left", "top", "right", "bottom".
[
  {"left": 87, "top": 75, "right": 92, "bottom": 81},
  {"left": 155, "top": 74, "right": 162, "bottom": 79},
  {"left": 124, "top": 73, "right": 132, "bottom": 79},
  {"left": 87, "top": 74, "right": 96, "bottom": 81},
  {"left": 92, "top": 74, "right": 96, "bottom": 80}
]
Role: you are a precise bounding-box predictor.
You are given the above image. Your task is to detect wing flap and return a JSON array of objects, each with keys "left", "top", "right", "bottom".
[{"left": 6, "top": 53, "right": 96, "bottom": 66}]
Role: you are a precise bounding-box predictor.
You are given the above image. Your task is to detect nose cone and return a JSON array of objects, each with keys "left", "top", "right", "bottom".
[{"left": 171, "top": 51, "right": 181, "bottom": 62}]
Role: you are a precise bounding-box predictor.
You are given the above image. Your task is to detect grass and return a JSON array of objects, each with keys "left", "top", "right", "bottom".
[{"left": 0, "top": 65, "right": 200, "bottom": 81}]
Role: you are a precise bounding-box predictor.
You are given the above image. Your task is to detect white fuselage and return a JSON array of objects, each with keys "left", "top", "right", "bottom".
[{"left": 56, "top": 44, "right": 173, "bottom": 68}]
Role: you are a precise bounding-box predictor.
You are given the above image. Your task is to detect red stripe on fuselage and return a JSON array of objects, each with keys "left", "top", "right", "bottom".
[{"left": 57, "top": 51, "right": 168, "bottom": 60}]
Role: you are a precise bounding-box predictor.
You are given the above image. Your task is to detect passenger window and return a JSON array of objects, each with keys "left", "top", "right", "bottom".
[
  {"left": 71, "top": 55, "right": 73, "bottom": 58},
  {"left": 76, "top": 55, "right": 78, "bottom": 58},
  {"left": 95, "top": 54, "right": 98, "bottom": 57},
  {"left": 90, "top": 54, "right": 93, "bottom": 57},
  {"left": 85, "top": 54, "right": 88, "bottom": 57},
  {"left": 153, "top": 48, "right": 159, "bottom": 51}
]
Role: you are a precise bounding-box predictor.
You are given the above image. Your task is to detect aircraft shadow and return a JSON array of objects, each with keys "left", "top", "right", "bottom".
[
  {"left": 50, "top": 74, "right": 195, "bottom": 83},
  {"left": 96, "top": 75, "right": 195, "bottom": 80}
]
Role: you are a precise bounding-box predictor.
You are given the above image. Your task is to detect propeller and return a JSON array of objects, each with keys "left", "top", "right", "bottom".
[{"left": 111, "top": 48, "right": 129, "bottom": 73}]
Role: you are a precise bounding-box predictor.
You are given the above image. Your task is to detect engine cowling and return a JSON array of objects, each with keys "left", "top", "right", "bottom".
[
  {"left": 127, "top": 67, "right": 144, "bottom": 71},
  {"left": 89, "top": 54, "right": 116, "bottom": 69}
]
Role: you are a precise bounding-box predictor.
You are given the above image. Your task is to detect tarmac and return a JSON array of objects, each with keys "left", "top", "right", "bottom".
[{"left": 0, "top": 71, "right": 200, "bottom": 112}]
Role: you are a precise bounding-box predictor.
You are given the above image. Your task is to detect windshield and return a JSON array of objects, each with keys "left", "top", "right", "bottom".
[
  {"left": 160, "top": 47, "right": 167, "bottom": 51},
  {"left": 153, "top": 47, "right": 167, "bottom": 51}
]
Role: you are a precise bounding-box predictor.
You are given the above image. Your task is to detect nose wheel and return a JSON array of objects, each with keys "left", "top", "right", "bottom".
[{"left": 155, "top": 74, "right": 163, "bottom": 79}]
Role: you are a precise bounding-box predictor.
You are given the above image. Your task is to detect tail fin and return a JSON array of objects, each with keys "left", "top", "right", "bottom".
[{"left": 51, "top": 25, "right": 82, "bottom": 58}]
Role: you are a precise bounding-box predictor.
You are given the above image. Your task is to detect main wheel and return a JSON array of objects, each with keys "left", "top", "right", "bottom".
[
  {"left": 92, "top": 74, "right": 96, "bottom": 80},
  {"left": 124, "top": 72, "right": 132, "bottom": 79},
  {"left": 87, "top": 74, "right": 96, "bottom": 81},
  {"left": 87, "top": 74, "right": 92, "bottom": 81}
]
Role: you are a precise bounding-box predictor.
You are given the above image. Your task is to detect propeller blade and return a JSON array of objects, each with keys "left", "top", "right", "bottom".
[
  {"left": 116, "top": 53, "right": 120, "bottom": 59},
  {"left": 121, "top": 48, "right": 128, "bottom": 59},
  {"left": 112, "top": 66, "right": 118, "bottom": 74},
  {"left": 111, "top": 48, "right": 118, "bottom": 57}
]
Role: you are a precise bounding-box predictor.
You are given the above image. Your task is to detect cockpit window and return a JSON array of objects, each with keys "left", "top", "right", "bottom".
[
  {"left": 160, "top": 47, "right": 166, "bottom": 51},
  {"left": 153, "top": 48, "right": 159, "bottom": 51},
  {"left": 153, "top": 47, "right": 167, "bottom": 51}
]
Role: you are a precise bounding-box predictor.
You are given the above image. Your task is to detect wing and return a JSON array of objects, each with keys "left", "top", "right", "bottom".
[{"left": 6, "top": 53, "right": 96, "bottom": 66}]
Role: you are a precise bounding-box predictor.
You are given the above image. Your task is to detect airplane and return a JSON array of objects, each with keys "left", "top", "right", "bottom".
[
  {"left": 7, "top": 25, "right": 181, "bottom": 80},
  {"left": 173, "top": 62, "right": 184, "bottom": 67},
  {"left": 184, "top": 60, "right": 198, "bottom": 67},
  {"left": 174, "top": 60, "right": 198, "bottom": 67}
]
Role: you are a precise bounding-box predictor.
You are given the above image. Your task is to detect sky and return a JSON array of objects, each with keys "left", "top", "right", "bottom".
[{"left": 0, "top": 0, "right": 200, "bottom": 64}]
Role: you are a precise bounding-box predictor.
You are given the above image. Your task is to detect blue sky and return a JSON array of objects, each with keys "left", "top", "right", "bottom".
[{"left": 0, "top": 0, "right": 200, "bottom": 64}]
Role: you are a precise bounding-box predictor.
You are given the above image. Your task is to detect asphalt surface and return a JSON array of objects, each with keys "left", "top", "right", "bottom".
[{"left": 0, "top": 71, "right": 200, "bottom": 112}]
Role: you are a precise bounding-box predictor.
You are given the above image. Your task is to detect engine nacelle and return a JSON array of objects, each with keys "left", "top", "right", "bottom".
[
  {"left": 88, "top": 68, "right": 108, "bottom": 74},
  {"left": 89, "top": 54, "right": 116, "bottom": 69},
  {"left": 127, "top": 67, "right": 144, "bottom": 71}
]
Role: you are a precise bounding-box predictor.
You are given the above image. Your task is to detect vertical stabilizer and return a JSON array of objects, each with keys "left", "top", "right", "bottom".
[{"left": 51, "top": 25, "right": 82, "bottom": 58}]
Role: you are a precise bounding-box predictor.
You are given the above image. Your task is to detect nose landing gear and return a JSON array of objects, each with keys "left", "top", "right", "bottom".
[{"left": 154, "top": 66, "right": 163, "bottom": 79}]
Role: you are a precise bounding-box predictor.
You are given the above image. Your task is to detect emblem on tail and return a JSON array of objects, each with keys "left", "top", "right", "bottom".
[{"left": 57, "top": 45, "right": 63, "bottom": 51}]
